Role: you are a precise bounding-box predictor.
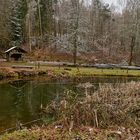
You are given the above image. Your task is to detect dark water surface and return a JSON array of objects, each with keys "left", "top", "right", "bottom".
[{"left": 0, "top": 76, "right": 139, "bottom": 132}]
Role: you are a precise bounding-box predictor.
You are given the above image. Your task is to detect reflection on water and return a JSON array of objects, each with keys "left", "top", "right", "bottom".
[
  {"left": 0, "top": 76, "right": 139, "bottom": 132},
  {"left": 0, "top": 79, "right": 78, "bottom": 132}
]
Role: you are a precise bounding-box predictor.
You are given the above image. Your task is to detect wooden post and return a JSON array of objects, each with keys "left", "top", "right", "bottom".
[{"left": 6, "top": 53, "right": 10, "bottom": 61}]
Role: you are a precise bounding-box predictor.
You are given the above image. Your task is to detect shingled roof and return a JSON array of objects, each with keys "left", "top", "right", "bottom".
[{"left": 5, "top": 46, "right": 27, "bottom": 53}]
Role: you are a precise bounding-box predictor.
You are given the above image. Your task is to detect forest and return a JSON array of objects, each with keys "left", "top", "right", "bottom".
[{"left": 0, "top": 0, "right": 140, "bottom": 65}]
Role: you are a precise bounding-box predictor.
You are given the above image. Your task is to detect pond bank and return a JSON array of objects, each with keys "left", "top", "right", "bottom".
[
  {"left": 1, "top": 126, "right": 139, "bottom": 140},
  {"left": 1, "top": 66, "right": 140, "bottom": 81},
  {"left": 0, "top": 67, "right": 47, "bottom": 80}
]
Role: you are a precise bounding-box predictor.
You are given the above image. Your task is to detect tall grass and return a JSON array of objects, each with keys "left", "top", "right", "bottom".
[{"left": 43, "top": 82, "right": 140, "bottom": 129}]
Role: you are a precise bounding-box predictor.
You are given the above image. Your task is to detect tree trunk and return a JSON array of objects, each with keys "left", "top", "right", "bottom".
[
  {"left": 38, "top": 0, "right": 43, "bottom": 49},
  {"left": 129, "top": 36, "right": 136, "bottom": 66},
  {"left": 71, "top": 0, "right": 80, "bottom": 66},
  {"left": 73, "top": 35, "right": 78, "bottom": 65}
]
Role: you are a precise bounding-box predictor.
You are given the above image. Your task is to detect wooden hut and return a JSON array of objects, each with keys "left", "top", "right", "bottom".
[{"left": 5, "top": 47, "right": 27, "bottom": 61}]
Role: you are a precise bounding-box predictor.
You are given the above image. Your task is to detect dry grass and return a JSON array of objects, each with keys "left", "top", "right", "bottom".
[{"left": 43, "top": 82, "right": 140, "bottom": 129}]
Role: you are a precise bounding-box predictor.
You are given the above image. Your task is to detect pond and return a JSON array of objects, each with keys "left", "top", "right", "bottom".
[{"left": 0, "top": 76, "right": 139, "bottom": 133}]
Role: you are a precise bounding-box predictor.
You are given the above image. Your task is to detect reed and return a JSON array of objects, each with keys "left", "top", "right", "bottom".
[{"left": 43, "top": 81, "right": 140, "bottom": 129}]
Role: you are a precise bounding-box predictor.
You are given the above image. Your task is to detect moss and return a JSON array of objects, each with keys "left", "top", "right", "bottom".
[{"left": 1, "top": 126, "right": 139, "bottom": 140}]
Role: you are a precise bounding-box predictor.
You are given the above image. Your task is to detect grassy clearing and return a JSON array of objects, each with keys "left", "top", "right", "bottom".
[
  {"left": 1, "top": 61, "right": 140, "bottom": 77},
  {"left": 45, "top": 66, "right": 140, "bottom": 77}
]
